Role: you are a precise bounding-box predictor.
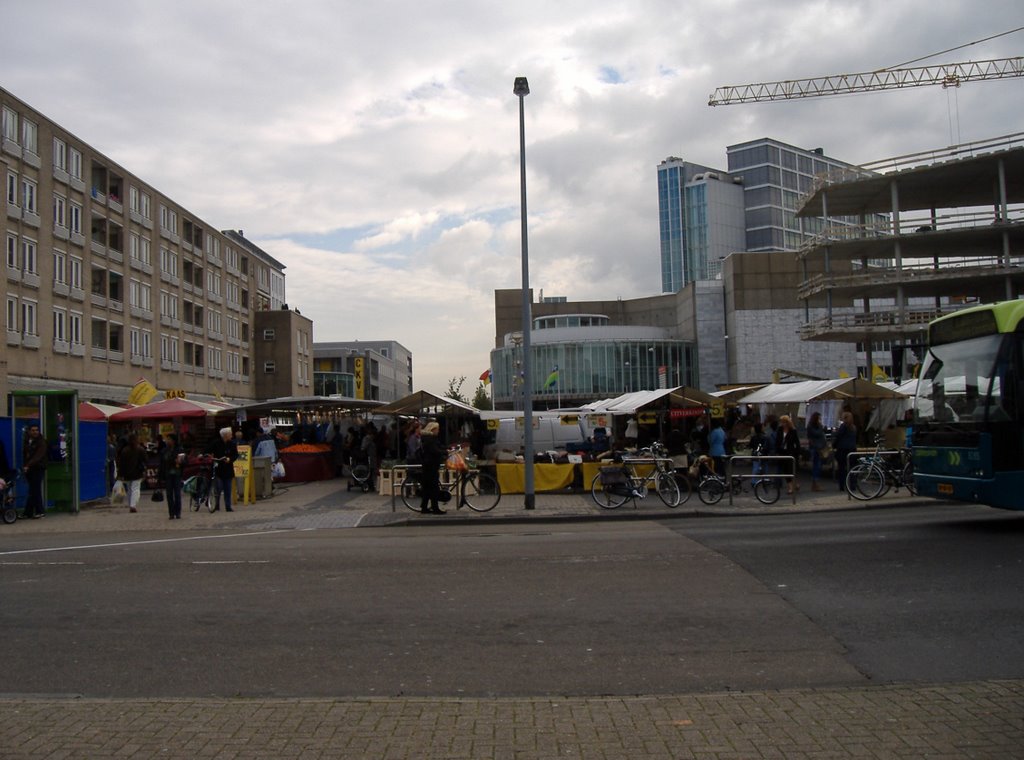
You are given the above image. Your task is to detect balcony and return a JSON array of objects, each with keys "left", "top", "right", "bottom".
[
  {"left": 69, "top": 287, "right": 85, "bottom": 302},
  {"left": 6, "top": 330, "right": 21, "bottom": 346},
  {"left": 53, "top": 281, "right": 70, "bottom": 298},
  {"left": 70, "top": 231, "right": 86, "bottom": 248},
  {"left": 6, "top": 268, "right": 21, "bottom": 284},
  {"left": 53, "top": 224, "right": 70, "bottom": 241},
  {"left": 91, "top": 346, "right": 107, "bottom": 360},
  {"left": 109, "top": 299, "right": 124, "bottom": 314},
  {"left": 52, "top": 166, "right": 70, "bottom": 185},
  {"left": 6, "top": 202, "right": 22, "bottom": 221},
  {"left": 90, "top": 187, "right": 106, "bottom": 205},
  {"left": 53, "top": 339, "right": 70, "bottom": 355},
  {"left": 91, "top": 240, "right": 106, "bottom": 257},
  {"left": 90, "top": 293, "right": 107, "bottom": 308},
  {"left": 22, "top": 211, "right": 39, "bottom": 228},
  {"left": 22, "top": 272, "right": 40, "bottom": 289},
  {"left": 22, "top": 333, "right": 40, "bottom": 349},
  {"left": 108, "top": 350, "right": 124, "bottom": 364},
  {"left": 70, "top": 343, "right": 85, "bottom": 357},
  {"left": 130, "top": 353, "right": 145, "bottom": 366},
  {"left": 22, "top": 150, "right": 41, "bottom": 169}
]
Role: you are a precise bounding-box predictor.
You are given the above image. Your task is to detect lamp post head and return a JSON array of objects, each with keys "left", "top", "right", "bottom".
[{"left": 513, "top": 77, "right": 530, "bottom": 97}]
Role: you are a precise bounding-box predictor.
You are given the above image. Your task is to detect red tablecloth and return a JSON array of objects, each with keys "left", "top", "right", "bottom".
[{"left": 277, "top": 451, "right": 334, "bottom": 482}]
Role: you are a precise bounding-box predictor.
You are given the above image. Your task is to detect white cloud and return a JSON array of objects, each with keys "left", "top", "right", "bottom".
[{"left": 3, "top": 0, "right": 1021, "bottom": 395}]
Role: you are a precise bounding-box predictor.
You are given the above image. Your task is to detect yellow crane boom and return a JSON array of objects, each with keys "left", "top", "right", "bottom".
[{"left": 709, "top": 56, "right": 1024, "bottom": 106}]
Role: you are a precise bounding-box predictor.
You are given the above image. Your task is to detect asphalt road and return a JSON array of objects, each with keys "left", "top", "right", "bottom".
[{"left": 2, "top": 503, "right": 1021, "bottom": 700}]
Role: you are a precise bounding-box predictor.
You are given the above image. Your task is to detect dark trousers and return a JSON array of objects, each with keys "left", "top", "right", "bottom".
[
  {"left": 213, "top": 475, "right": 233, "bottom": 511},
  {"left": 25, "top": 467, "right": 45, "bottom": 517},
  {"left": 166, "top": 472, "right": 183, "bottom": 517},
  {"left": 419, "top": 473, "right": 441, "bottom": 511}
]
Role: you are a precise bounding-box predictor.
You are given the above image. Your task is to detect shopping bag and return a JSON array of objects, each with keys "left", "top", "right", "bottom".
[
  {"left": 111, "top": 480, "right": 126, "bottom": 504},
  {"left": 151, "top": 489, "right": 164, "bottom": 502},
  {"left": 445, "top": 450, "right": 468, "bottom": 472},
  {"left": 271, "top": 461, "right": 286, "bottom": 479}
]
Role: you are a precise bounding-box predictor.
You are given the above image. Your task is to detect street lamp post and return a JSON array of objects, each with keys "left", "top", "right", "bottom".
[{"left": 514, "top": 76, "right": 535, "bottom": 510}]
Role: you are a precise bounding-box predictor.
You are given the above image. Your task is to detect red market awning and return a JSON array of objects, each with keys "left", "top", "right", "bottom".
[{"left": 109, "top": 397, "right": 234, "bottom": 421}]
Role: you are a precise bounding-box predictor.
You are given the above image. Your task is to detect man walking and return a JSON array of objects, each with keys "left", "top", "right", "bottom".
[{"left": 22, "top": 424, "right": 48, "bottom": 519}]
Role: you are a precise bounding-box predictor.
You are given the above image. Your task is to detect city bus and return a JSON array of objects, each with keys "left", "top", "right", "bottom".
[{"left": 913, "top": 300, "right": 1024, "bottom": 510}]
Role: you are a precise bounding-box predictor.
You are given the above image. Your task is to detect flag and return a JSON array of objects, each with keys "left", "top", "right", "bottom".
[
  {"left": 479, "top": 369, "right": 491, "bottom": 385},
  {"left": 127, "top": 377, "right": 158, "bottom": 406},
  {"left": 871, "top": 363, "right": 889, "bottom": 383},
  {"left": 544, "top": 366, "right": 559, "bottom": 389}
]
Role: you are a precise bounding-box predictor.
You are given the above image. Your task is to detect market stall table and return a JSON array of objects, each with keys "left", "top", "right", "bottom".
[
  {"left": 496, "top": 463, "right": 575, "bottom": 494},
  {"left": 277, "top": 445, "right": 334, "bottom": 482}
]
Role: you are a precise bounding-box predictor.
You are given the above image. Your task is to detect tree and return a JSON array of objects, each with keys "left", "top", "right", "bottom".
[
  {"left": 445, "top": 376, "right": 468, "bottom": 404},
  {"left": 472, "top": 382, "right": 492, "bottom": 410}
]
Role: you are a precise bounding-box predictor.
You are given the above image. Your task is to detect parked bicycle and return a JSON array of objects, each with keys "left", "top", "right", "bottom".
[
  {"left": 694, "top": 455, "right": 782, "bottom": 505},
  {"left": 845, "top": 436, "right": 915, "bottom": 500},
  {"left": 183, "top": 455, "right": 217, "bottom": 513},
  {"left": 2, "top": 473, "right": 19, "bottom": 524},
  {"left": 400, "top": 452, "right": 501, "bottom": 513},
  {"left": 590, "top": 443, "right": 681, "bottom": 509}
]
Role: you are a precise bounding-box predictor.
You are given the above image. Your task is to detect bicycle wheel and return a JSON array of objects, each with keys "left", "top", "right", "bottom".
[
  {"left": 463, "top": 471, "right": 501, "bottom": 512},
  {"left": 400, "top": 479, "right": 422, "bottom": 512},
  {"left": 674, "top": 473, "right": 693, "bottom": 505},
  {"left": 189, "top": 477, "right": 207, "bottom": 512},
  {"left": 753, "top": 476, "right": 781, "bottom": 505},
  {"left": 901, "top": 460, "right": 916, "bottom": 495},
  {"left": 591, "top": 472, "right": 629, "bottom": 509},
  {"left": 697, "top": 477, "right": 724, "bottom": 505},
  {"left": 655, "top": 472, "right": 681, "bottom": 507},
  {"left": 846, "top": 464, "right": 885, "bottom": 500},
  {"left": 2, "top": 493, "right": 15, "bottom": 524}
]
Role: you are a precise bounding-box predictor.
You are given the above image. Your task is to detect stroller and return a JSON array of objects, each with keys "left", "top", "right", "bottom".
[{"left": 346, "top": 451, "right": 373, "bottom": 492}]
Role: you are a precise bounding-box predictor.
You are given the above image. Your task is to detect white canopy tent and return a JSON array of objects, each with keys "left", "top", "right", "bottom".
[{"left": 737, "top": 378, "right": 909, "bottom": 430}]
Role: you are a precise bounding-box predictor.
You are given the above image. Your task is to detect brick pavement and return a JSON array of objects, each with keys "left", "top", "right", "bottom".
[
  {"left": 3, "top": 474, "right": 977, "bottom": 759},
  {"left": 3, "top": 680, "right": 1022, "bottom": 759}
]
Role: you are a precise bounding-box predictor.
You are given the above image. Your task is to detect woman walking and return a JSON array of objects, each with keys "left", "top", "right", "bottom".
[
  {"left": 833, "top": 411, "right": 858, "bottom": 492},
  {"left": 159, "top": 432, "right": 186, "bottom": 519},
  {"left": 777, "top": 415, "right": 802, "bottom": 495},
  {"left": 116, "top": 433, "right": 147, "bottom": 513},
  {"left": 806, "top": 412, "right": 827, "bottom": 491}
]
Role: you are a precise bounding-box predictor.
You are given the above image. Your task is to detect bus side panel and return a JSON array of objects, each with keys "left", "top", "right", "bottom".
[{"left": 915, "top": 434, "right": 1024, "bottom": 509}]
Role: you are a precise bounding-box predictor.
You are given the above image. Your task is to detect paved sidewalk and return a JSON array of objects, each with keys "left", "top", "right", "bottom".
[
  {"left": 3, "top": 680, "right": 1022, "bottom": 759},
  {"left": 3, "top": 469, "right": 932, "bottom": 535}
]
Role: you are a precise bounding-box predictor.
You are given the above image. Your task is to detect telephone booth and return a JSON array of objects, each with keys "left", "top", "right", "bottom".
[{"left": 8, "top": 390, "right": 80, "bottom": 514}]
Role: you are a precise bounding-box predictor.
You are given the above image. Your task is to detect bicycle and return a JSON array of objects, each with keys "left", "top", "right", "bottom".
[
  {"left": 590, "top": 443, "right": 681, "bottom": 509},
  {"left": 347, "top": 453, "right": 373, "bottom": 493},
  {"left": 184, "top": 456, "right": 217, "bottom": 513},
  {"left": 400, "top": 453, "right": 502, "bottom": 513},
  {"left": 2, "top": 473, "right": 19, "bottom": 524},
  {"left": 845, "top": 436, "right": 916, "bottom": 501},
  {"left": 694, "top": 455, "right": 782, "bottom": 505}
]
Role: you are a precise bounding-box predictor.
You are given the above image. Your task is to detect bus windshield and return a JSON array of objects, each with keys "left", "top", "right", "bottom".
[{"left": 916, "top": 334, "right": 1009, "bottom": 424}]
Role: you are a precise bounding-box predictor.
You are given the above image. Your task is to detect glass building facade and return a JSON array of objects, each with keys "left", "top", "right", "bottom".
[{"left": 490, "top": 321, "right": 698, "bottom": 409}]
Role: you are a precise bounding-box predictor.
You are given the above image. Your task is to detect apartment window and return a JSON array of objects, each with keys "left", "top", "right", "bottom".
[
  {"left": 129, "top": 186, "right": 141, "bottom": 213},
  {"left": 208, "top": 310, "right": 221, "bottom": 333},
  {"left": 160, "top": 247, "right": 177, "bottom": 277},
  {"left": 69, "top": 256, "right": 83, "bottom": 289},
  {"left": 69, "top": 201, "right": 82, "bottom": 235},
  {"left": 130, "top": 232, "right": 140, "bottom": 262},
  {"left": 69, "top": 311, "right": 83, "bottom": 345},
  {"left": 91, "top": 266, "right": 107, "bottom": 297},
  {"left": 160, "top": 290, "right": 179, "bottom": 319},
  {"left": 227, "top": 316, "right": 239, "bottom": 340},
  {"left": 263, "top": 328, "right": 275, "bottom": 340},
  {"left": 91, "top": 318, "right": 106, "bottom": 348},
  {"left": 69, "top": 148, "right": 82, "bottom": 180},
  {"left": 159, "top": 204, "right": 177, "bottom": 234},
  {"left": 22, "top": 178, "right": 37, "bottom": 214},
  {"left": 263, "top": 361, "right": 276, "bottom": 373},
  {"left": 5, "top": 234, "right": 16, "bottom": 270},
  {"left": 130, "top": 327, "right": 141, "bottom": 356},
  {"left": 108, "top": 322, "right": 122, "bottom": 352},
  {"left": 22, "top": 119, "right": 38, "bottom": 155},
  {"left": 53, "top": 308, "right": 67, "bottom": 342},
  {"left": 208, "top": 346, "right": 222, "bottom": 371},
  {"left": 141, "top": 329, "right": 152, "bottom": 357},
  {"left": 160, "top": 334, "right": 179, "bottom": 362},
  {"left": 53, "top": 194, "right": 67, "bottom": 228},
  {"left": 53, "top": 138, "right": 67, "bottom": 171},
  {"left": 21, "top": 299, "right": 37, "bottom": 335},
  {"left": 1, "top": 106, "right": 17, "bottom": 143},
  {"left": 5, "top": 296, "right": 17, "bottom": 331},
  {"left": 129, "top": 279, "right": 142, "bottom": 308},
  {"left": 207, "top": 270, "right": 221, "bottom": 296},
  {"left": 6, "top": 171, "right": 16, "bottom": 206},
  {"left": 53, "top": 250, "right": 67, "bottom": 284},
  {"left": 21, "top": 239, "right": 37, "bottom": 274}
]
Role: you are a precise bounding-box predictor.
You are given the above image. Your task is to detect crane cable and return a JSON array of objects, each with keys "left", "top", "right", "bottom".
[{"left": 883, "top": 25, "right": 1024, "bottom": 70}]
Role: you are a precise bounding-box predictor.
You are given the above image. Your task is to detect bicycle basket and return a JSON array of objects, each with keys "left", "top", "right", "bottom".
[
  {"left": 599, "top": 467, "right": 629, "bottom": 487},
  {"left": 181, "top": 475, "right": 197, "bottom": 494}
]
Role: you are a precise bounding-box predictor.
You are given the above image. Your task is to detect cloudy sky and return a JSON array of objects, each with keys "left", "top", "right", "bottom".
[{"left": 3, "top": 1, "right": 1021, "bottom": 395}]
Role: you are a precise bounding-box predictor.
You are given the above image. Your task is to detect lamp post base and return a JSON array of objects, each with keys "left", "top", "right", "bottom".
[{"left": 524, "top": 493, "right": 535, "bottom": 510}]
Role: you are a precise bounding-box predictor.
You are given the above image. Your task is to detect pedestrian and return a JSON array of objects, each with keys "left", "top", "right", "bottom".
[
  {"left": 749, "top": 423, "right": 769, "bottom": 477},
  {"left": 777, "top": 415, "right": 802, "bottom": 494},
  {"left": 833, "top": 411, "right": 858, "bottom": 492},
  {"left": 708, "top": 418, "right": 727, "bottom": 475},
  {"left": 418, "top": 421, "right": 446, "bottom": 514},
  {"left": 806, "top": 412, "right": 827, "bottom": 491},
  {"left": 361, "top": 423, "right": 378, "bottom": 491},
  {"left": 106, "top": 433, "right": 117, "bottom": 495},
  {"left": 116, "top": 433, "right": 147, "bottom": 513},
  {"left": 21, "top": 423, "right": 48, "bottom": 519},
  {"left": 206, "top": 427, "right": 238, "bottom": 512},
  {"left": 405, "top": 420, "right": 422, "bottom": 465},
  {"left": 159, "top": 432, "right": 186, "bottom": 519}
]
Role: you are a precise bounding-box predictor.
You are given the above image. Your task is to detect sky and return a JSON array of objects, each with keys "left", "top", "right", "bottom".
[{"left": 2, "top": 1, "right": 1022, "bottom": 396}]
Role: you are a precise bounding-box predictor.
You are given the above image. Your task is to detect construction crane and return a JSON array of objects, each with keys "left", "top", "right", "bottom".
[{"left": 709, "top": 56, "right": 1024, "bottom": 106}]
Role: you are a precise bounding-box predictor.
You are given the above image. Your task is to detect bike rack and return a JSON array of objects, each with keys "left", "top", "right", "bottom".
[
  {"left": 724, "top": 455, "right": 797, "bottom": 506},
  {"left": 844, "top": 449, "right": 906, "bottom": 501}
]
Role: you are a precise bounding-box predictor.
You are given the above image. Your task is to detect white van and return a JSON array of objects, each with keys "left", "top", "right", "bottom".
[{"left": 484, "top": 417, "right": 587, "bottom": 459}]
